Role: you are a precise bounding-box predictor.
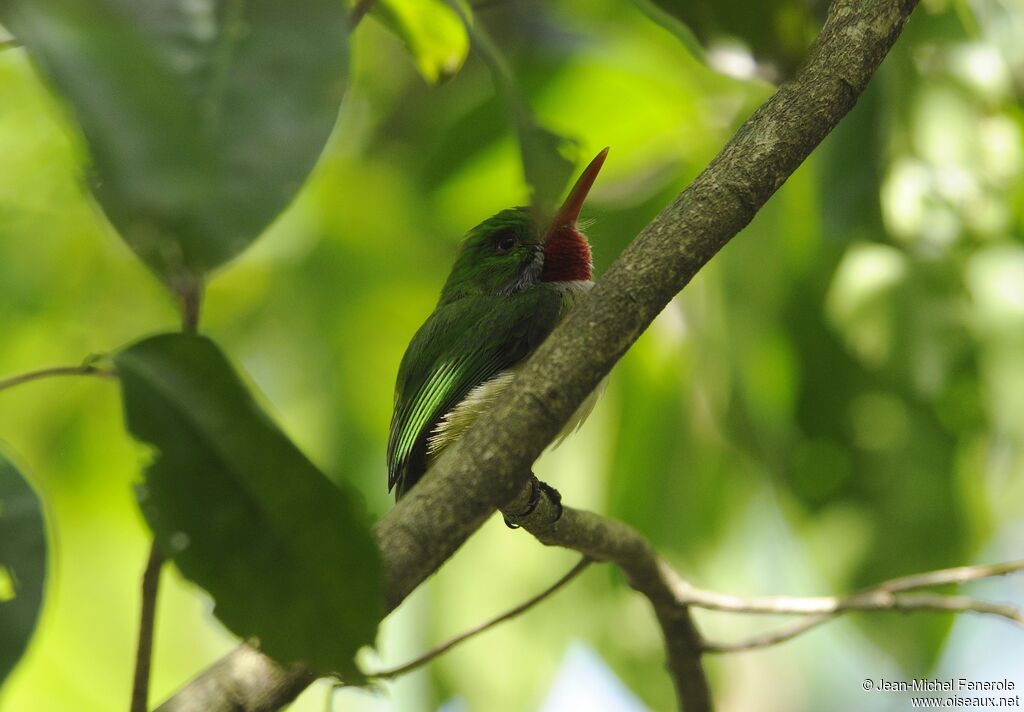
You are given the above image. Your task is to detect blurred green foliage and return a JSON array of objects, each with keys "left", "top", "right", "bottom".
[
  {"left": 0, "top": 0, "right": 1022, "bottom": 710},
  {"left": 635, "top": 0, "right": 824, "bottom": 79},
  {"left": 0, "top": 453, "right": 46, "bottom": 688},
  {"left": 0, "top": 0, "right": 349, "bottom": 286}
]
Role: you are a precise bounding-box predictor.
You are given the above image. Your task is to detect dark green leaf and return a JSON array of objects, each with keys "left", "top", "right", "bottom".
[
  {"left": 0, "top": 0, "right": 348, "bottom": 287},
  {"left": 636, "top": 0, "right": 825, "bottom": 80},
  {"left": 115, "top": 334, "right": 382, "bottom": 679},
  {"left": 0, "top": 451, "right": 47, "bottom": 688}
]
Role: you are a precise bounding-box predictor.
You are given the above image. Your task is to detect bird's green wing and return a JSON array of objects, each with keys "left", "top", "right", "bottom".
[{"left": 387, "top": 289, "right": 563, "bottom": 498}]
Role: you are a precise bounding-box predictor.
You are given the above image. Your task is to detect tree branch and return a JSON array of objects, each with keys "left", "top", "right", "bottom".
[
  {"left": 700, "top": 589, "right": 1024, "bottom": 654},
  {"left": 155, "top": 0, "right": 921, "bottom": 709},
  {"left": 154, "top": 648, "right": 314, "bottom": 712},
  {"left": 668, "top": 560, "right": 1024, "bottom": 616},
  {"left": 687, "top": 560, "right": 1024, "bottom": 653},
  {"left": 500, "top": 484, "right": 711, "bottom": 712}
]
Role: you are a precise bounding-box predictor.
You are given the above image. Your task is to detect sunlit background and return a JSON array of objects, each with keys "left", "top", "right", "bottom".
[{"left": 1, "top": 0, "right": 1022, "bottom": 710}]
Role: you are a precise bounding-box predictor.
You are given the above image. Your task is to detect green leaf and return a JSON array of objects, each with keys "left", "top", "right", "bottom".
[
  {"left": 0, "top": 451, "right": 47, "bottom": 688},
  {"left": 636, "top": 0, "right": 824, "bottom": 80},
  {"left": 115, "top": 334, "right": 382, "bottom": 679},
  {"left": 448, "top": 1, "right": 578, "bottom": 218},
  {"left": 0, "top": 0, "right": 349, "bottom": 287},
  {"left": 373, "top": 0, "right": 468, "bottom": 84},
  {"left": 630, "top": 0, "right": 708, "bottom": 64}
]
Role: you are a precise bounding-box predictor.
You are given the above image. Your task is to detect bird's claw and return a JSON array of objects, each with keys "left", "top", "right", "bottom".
[{"left": 538, "top": 480, "right": 563, "bottom": 522}]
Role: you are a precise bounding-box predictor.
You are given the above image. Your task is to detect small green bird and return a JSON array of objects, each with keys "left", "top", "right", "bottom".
[{"left": 387, "top": 148, "right": 609, "bottom": 511}]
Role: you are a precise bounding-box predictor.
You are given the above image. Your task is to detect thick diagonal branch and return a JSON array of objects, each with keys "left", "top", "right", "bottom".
[
  {"left": 374, "top": 0, "right": 920, "bottom": 613},
  {"left": 156, "top": 0, "right": 920, "bottom": 710}
]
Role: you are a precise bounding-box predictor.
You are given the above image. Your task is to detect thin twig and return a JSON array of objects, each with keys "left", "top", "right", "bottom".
[
  {"left": 131, "top": 543, "right": 165, "bottom": 712},
  {"left": 348, "top": 0, "right": 378, "bottom": 30},
  {"left": 138, "top": 282, "right": 201, "bottom": 711},
  {"left": 668, "top": 560, "right": 1024, "bottom": 616},
  {"left": 689, "top": 561, "right": 1024, "bottom": 654},
  {"left": 369, "top": 557, "right": 591, "bottom": 680},
  {"left": 702, "top": 592, "right": 1024, "bottom": 654},
  {"left": 179, "top": 280, "right": 203, "bottom": 334},
  {"left": 878, "top": 560, "right": 1024, "bottom": 593},
  {"left": 0, "top": 363, "right": 115, "bottom": 393},
  {"left": 703, "top": 615, "right": 833, "bottom": 653}
]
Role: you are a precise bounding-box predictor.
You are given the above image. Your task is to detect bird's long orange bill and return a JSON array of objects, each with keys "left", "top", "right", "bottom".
[{"left": 544, "top": 147, "right": 609, "bottom": 242}]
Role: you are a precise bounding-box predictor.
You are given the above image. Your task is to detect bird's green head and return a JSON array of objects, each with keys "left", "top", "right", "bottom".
[{"left": 439, "top": 148, "right": 609, "bottom": 303}]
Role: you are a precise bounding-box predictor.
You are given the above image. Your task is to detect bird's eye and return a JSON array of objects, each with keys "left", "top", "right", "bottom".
[{"left": 494, "top": 234, "right": 517, "bottom": 255}]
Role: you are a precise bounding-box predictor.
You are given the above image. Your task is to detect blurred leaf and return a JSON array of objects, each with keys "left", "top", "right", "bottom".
[
  {"left": 0, "top": 0, "right": 348, "bottom": 288},
  {"left": 115, "top": 334, "right": 382, "bottom": 679},
  {"left": 819, "top": 80, "right": 885, "bottom": 238},
  {"left": 783, "top": 246, "right": 969, "bottom": 668},
  {"left": 449, "top": 0, "right": 578, "bottom": 217},
  {"left": 373, "top": 0, "right": 468, "bottom": 84},
  {"left": 636, "top": 0, "right": 824, "bottom": 79},
  {"left": 630, "top": 0, "right": 707, "bottom": 64},
  {"left": 0, "top": 451, "right": 47, "bottom": 687},
  {"left": 608, "top": 332, "right": 735, "bottom": 553}
]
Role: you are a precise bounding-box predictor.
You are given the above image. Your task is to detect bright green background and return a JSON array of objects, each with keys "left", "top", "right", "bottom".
[{"left": 1, "top": 0, "right": 1023, "bottom": 710}]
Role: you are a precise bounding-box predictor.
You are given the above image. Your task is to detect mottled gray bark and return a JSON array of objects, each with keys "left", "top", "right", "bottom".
[
  {"left": 155, "top": 647, "right": 314, "bottom": 712},
  {"left": 156, "top": 0, "right": 919, "bottom": 709}
]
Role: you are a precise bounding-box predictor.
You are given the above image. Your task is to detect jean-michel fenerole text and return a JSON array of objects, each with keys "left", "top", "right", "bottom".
[{"left": 873, "top": 679, "right": 1016, "bottom": 693}]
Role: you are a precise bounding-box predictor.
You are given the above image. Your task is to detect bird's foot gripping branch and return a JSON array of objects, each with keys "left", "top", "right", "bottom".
[{"left": 502, "top": 473, "right": 563, "bottom": 529}]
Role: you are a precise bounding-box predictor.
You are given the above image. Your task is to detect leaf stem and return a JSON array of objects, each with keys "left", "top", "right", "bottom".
[
  {"left": 179, "top": 280, "right": 203, "bottom": 334},
  {"left": 135, "top": 281, "right": 202, "bottom": 711},
  {"left": 131, "top": 543, "right": 165, "bottom": 712},
  {"left": 348, "top": 0, "right": 378, "bottom": 30},
  {"left": 0, "top": 363, "right": 114, "bottom": 394}
]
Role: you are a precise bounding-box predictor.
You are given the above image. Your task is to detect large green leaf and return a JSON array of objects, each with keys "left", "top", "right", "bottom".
[
  {"left": 0, "top": 0, "right": 348, "bottom": 288},
  {"left": 373, "top": 0, "right": 468, "bottom": 84},
  {"left": 0, "top": 452, "right": 47, "bottom": 688},
  {"left": 115, "top": 334, "right": 382, "bottom": 679}
]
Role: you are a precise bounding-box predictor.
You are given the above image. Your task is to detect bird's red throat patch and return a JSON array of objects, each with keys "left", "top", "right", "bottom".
[{"left": 541, "top": 226, "right": 592, "bottom": 282}]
